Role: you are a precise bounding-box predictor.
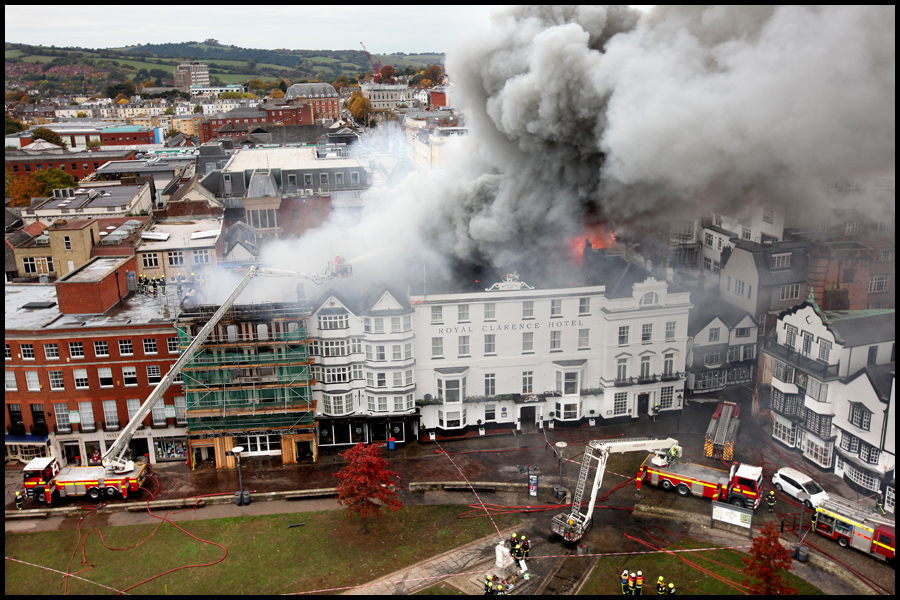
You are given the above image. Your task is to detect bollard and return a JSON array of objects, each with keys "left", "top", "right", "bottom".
[
  {"left": 242, "top": 490, "right": 251, "bottom": 505},
  {"left": 235, "top": 491, "right": 243, "bottom": 506}
]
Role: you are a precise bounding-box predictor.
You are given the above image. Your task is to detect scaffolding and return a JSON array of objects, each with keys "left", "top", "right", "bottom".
[{"left": 176, "top": 301, "right": 316, "bottom": 446}]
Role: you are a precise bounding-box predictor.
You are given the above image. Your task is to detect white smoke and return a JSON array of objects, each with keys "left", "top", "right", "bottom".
[{"left": 251, "top": 5, "right": 893, "bottom": 293}]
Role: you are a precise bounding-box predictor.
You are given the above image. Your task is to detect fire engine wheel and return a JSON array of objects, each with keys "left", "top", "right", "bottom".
[
  {"left": 35, "top": 488, "right": 47, "bottom": 503},
  {"left": 87, "top": 487, "right": 101, "bottom": 500},
  {"left": 730, "top": 497, "right": 746, "bottom": 509},
  {"left": 105, "top": 487, "right": 118, "bottom": 498},
  {"left": 676, "top": 484, "right": 691, "bottom": 497},
  {"left": 838, "top": 536, "right": 849, "bottom": 548},
  {"left": 774, "top": 483, "right": 784, "bottom": 492},
  {"left": 660, "top": 480, "right": 674, "bottom": 491}
]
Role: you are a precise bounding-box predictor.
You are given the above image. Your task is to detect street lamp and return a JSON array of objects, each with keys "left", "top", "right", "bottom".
[
  {"left": 555, "top": 441, "right": 568, "bottom": 494},
  {"left": 232, "top": 445, "right": 245, "bottom": 505}
]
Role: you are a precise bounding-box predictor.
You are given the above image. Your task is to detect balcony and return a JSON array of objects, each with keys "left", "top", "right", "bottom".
[
  {"left": 29, "top": 424, "right": 49, "bottom": 437},
  {"left": 762, "top": 339, "right": 840, "bottom": 381},
  {"left": 54, "top": 424, "right": 73, "bottom": 435},
  {"left": 102, "top": 421, "right": 121, "bottom": 432},
  {"left": 79, "top": 423, "right": 97, "bottom": 433},
  {"left": 615, "top": 377, "right": 636, "bottom": 387},
  {"left": 150, "top": 419, "right": 169, "bottom": 430}
]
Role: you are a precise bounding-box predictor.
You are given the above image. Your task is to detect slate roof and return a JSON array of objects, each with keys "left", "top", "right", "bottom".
[
  {"left": 284, "top": 83, "right": 338, "bottom": 100},
  {"left": 239, "top": 124, "right": 328, "bottom": 146},
  {"left": 245, "top": 170, "right": 278, "bottom": 198},
  {"left": 221, "top": 221, "right": 258, "bottom": 258},
  {"left": 824, "top": 310, "right": 895, "bottom": 347},
  {"left": 863, "top": 363, "right": 895, "bottom": 403},
  {"left": 688, "top": 294, "right": 755, "bottom": 337},
  {"left": 729, "top": 238, "right": 809, "bottom": 287}
]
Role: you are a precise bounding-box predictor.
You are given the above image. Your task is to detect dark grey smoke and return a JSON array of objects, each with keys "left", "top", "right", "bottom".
[
  {"left": 261, "top": 5, "right": 894, "bottom": 292},
  {"left": 440, "top": 4, "right": 895, "bottom": 260}
]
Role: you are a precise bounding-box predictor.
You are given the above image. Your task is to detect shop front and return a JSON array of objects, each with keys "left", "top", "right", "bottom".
[{"left": 153, "top": 436, "right": 189, "bottom": 462}]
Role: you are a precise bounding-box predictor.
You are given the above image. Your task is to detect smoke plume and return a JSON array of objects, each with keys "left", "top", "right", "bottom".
[{"left": 257, "top": 5, "right": 894, "bottom": 294}]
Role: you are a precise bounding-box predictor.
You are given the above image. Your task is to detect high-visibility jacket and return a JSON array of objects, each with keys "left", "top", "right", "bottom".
[
  {"left": 628, "top": 573, "right": 636, "bottom": 592},
  {"left": 636, "top": 574, "right": 643, "bottom": 589}
]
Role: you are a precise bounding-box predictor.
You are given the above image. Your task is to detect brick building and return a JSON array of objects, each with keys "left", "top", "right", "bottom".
[
  {"left": 10, "top": 216, "right": 149, "bottom": 280},
  {"left": 5, "top": 148, "right": 138, "bottom": 182},
  {"left": 5, "top": 259, "right": 184, "bottom": 467},
  {"left": 284, "top": 83, "right": 340, "bottom": 121},
  {"left": 198, "top": 104, "right": 314, "bottom": 144}
]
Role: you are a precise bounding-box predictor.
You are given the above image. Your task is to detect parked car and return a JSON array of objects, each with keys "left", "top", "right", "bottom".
[{"left": 772, "top": 467, "right": 827, "bottom": 508}]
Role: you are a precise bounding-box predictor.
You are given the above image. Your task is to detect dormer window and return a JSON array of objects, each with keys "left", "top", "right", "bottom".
[
  {"left": 639, "top": 292, "right": 659, "bottom": 306},
  {"left": 772, "top": 254, "right": 791, "bottom": 269}
]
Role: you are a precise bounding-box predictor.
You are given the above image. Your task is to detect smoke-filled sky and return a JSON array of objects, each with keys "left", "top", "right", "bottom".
[{"left": 250, "top": 5, "right": 893, "bottom": 301}]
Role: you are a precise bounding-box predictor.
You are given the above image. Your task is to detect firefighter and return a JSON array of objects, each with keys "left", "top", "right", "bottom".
[
  {"left": 657, "top": 576, "right": 666, "bottom": 595},
  {"left": 668, "top": 444, "right": 679, "bottom": 465},
  {"left": 621, "top": 570, "right": 629, "bottom": 595},
  {"left": 160, "top": 277, "right": 167, "bottom": 295},
  {"left": 509, "top": 533, "right": 518, "bottom": 548},
  {"left": 668, "top": 582, "right": 676, "bottom": 595},
  {"left": 15, "top": 491, "right": 24, "bottom": 510},
  {"left": 190, "top": 272, "right": 195, "bottom": 284},
  {"left": 138, "top": 274, "right": 145, "bottom": 294},
  {"left": 521, "top": 536, "right": 531, "bottom": 559},
  {"left": 513, "top": 543, "right": 525, "bottom": 567},
  {"left": 876, "top": 491, "right": 886, "bottom": 514},
  {"left": 653, "top": 403, "right": 660, "bottom": 422},
  {"left": 636, "top": 571, "right": 643, "bottom": 595},
  {"left": 766, "top": 490, "right": 776, "bottom": 513},
  {"left": 628, "top": 571, "right": 636, "bottom": 595},
  {"left": 152, "top": 276, "right": 158, "bottom": 296},
  {"left": 484, "top": 575, "right": 493, "bottom": 595}
]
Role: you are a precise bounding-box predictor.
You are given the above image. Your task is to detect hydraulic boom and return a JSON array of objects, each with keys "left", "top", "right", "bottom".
[
  {"left": 551, "top": 437, "right": 679, "bottom": 542},
  {"left": 102, "top": 262, "right": 348, "bottom": 475}
]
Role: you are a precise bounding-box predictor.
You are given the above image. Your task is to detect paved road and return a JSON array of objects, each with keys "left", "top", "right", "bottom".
[{"left": 6, "top": 397, "right": 894, "bottom": 594}]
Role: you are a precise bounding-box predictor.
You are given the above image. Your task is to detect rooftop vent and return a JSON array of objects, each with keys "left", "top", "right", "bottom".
[{"left": 22, "top": 301, "right": 57, "bottom": 310}]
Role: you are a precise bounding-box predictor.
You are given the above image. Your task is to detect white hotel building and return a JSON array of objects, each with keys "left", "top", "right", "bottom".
[
  {"left": 411, "top": 268, "right": 691, "bottom": 435},
  {"left": 304, "top": 251, "right": 691, "bottom": 444}
]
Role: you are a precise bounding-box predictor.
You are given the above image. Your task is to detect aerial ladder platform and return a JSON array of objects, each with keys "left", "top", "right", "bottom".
[{"left": 704, "top": 401, "right": 741, "bottom": 461}]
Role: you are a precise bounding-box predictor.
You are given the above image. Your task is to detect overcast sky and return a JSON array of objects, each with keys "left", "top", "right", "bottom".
[{"left": 5, "top": 6, "right": 512, "bottom": 54}]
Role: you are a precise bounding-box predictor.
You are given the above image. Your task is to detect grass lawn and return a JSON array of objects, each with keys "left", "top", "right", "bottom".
[
  {"left": 6, "top": 505, "right": 520, "bottom": 595},
  {"left": 578, "top": 537, "right": 823, "bottom": 595}
]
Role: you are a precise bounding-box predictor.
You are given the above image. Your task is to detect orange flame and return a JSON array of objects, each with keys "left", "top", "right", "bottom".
[{"left": 567, "top": 225, "right": 615, "bottom": 264}]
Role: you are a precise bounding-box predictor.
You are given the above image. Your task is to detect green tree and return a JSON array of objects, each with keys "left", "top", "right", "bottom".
[
  {"left": 165, "top": 128, "right": 181, "bottom": 139},
  {"left": 164, "top": 107, "right": 175, "bottom": 115},
  {"left": 278, "top": 79, "right": 287, "bottom": 93},
  {"left": 34, "top": 168, "right": 76, "bottom": 197},
  {"left": 29, "top": 127, "right": 68, "bottom": 150},
  {"left": 76, "top": 112, "right": 88, "bottom": 118},
  {"left": 6, "top": 113, "right": 26, "bottom": 135},
  {"left": 194, "top": 104, "right": 203, "bottom": 114}
]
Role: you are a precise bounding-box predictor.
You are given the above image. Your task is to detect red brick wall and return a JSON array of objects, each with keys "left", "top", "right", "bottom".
[
  {"left": 278, "top": 196, "right": 332, "bottom": 239},
  {"left": 6, "top": 151, "right": 136, "bottom": 181},
  {"left": 4, "top": 326, "right": 179, "bottom": 433},
  {"left": 56, "top": 256, "right": 136, "bottom": 315},
  {"left": 430, "top": 91, "right": 447, "bottom": 107},
  {"left": 100, "top": 132, "right": 155, "bottom": 145}
]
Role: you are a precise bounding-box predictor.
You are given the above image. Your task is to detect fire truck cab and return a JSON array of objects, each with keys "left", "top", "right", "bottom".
[
  {"left": 814, "top": 495, "right": 895, "bottom": 561},
  {"left": 22, "top": 457, "right": 60, "bottom": 503}
]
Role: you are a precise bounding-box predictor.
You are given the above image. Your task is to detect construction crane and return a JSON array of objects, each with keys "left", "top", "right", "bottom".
[
  {"left": 360, "top": 42, "right": 381, "bottom": 83},
  {"left": 101, "top": 261, "right": 349, "bottom": 476},
  {"left": 551, "top": 437, "right": 679, "bottom": 542}
]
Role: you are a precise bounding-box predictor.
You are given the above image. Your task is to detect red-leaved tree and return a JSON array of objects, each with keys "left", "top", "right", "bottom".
[
  {"left": 742, "top": 521, "right": 798, "bottom": 595},
  {"left": 334, "top": 442, "right": 402, "bottom": 534}
]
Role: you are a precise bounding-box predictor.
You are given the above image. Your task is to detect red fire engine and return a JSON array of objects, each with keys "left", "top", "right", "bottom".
[
  {"left": 23, "top": 456, "right": 148, "bottom": 503},
  {"left": 814, "top": 494, "right": 895, "bottom": 561},
  {"left": 639, "top": 452, "right": 764, "bottom": 509}
]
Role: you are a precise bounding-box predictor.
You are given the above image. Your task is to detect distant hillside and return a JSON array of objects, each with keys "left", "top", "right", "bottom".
[{"left": 5, "top": 41, "right": 443, "bottom": 97}]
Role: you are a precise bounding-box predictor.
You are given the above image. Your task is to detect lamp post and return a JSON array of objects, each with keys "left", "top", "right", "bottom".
[
  {"left": 676, "top": 393, "right": 684, "bottom": 432},
  {"left": 555, "top": 441, "right": 568, "bottom": 492},
  {"left": 232, "top": 445, "right": 244, "bottom": 505}
]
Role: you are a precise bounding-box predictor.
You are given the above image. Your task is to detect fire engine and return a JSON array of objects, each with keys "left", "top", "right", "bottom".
[
  {"left": 23, "top": 263, "right": 349, "bottom": 505},
  {"left": 638, "top": 450, "right": 764, "bottom": 509},
  {"left": 551, "top": 437, "right": 680, "bottom": 542},
  {"left": 23, "top": 455, "right": 148, "bottom": 503},
  {"left": 814, "top": 494, "right": 895, "bottom": 562}
]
